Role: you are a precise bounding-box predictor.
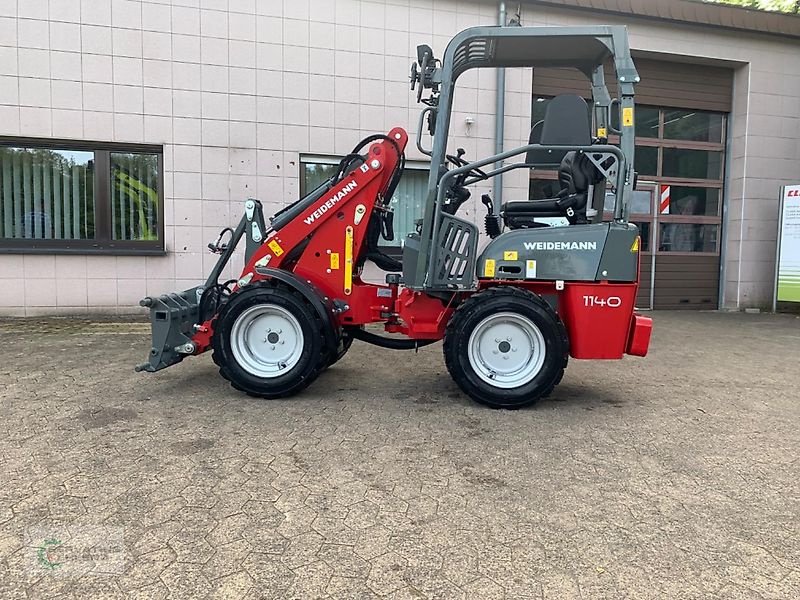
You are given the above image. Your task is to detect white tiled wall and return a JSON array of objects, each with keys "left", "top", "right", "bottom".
[
  {"left": 0, "top": 0, "right": 532, "bottom": 316},
  {"left": 0, "top": 0, "right": 798, "bottom": 314}
]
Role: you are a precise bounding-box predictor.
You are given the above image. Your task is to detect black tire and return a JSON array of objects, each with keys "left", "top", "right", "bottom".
[
  {"left": 212, "top": 282, "right": 329, "bottom": 399},
  {"left": 443, "top": 287, "right": 568, "bottom": 409},
  {"left": 327, "top": 331, "right": 355, "bottom": 367}
]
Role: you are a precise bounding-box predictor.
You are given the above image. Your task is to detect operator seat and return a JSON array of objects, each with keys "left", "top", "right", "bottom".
[{"left": 502, "top": 94, "right": 603, "bottom": 228}]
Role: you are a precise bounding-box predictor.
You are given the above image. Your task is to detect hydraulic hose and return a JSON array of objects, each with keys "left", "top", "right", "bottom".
[{"left": 348, "top": 328, "right": 438, "bottom": 350}]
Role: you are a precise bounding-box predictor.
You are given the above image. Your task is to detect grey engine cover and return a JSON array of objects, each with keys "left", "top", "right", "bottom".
[{"left": 478, "top": 222, "right": 640, "bottom": 282}]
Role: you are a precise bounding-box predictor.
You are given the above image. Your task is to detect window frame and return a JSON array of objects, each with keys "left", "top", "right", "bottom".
[{"left": 0, "top": 137, "right": 165, "bottom": 255}]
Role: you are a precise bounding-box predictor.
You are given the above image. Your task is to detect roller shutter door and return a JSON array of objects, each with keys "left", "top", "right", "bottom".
[{"left": 532, "top": 57, "right": 733, "bottom": 309}]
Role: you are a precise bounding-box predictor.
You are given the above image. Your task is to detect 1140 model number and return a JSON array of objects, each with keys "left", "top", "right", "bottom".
[{"left": 583, "top": 295, "right": 622, "bottom": 308}]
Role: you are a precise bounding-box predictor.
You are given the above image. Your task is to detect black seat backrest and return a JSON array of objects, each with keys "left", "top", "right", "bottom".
[
  {"left": 525, "top": 120, "right": 550, "bottom": 166},
  {"left": 539, "top": 94, "right": 591, "bottom": 146},
  {"left": 559, "top": 152, "right": 587, "bottom": 195},
  {"left": 558, "top": 152, "right": 605, "bottom": 195},
  {"left": 526, "top": 95, "right": 590, "bottom": 167},
  {"left": 526, "top": 120, "right": 568, "bottom": 167}
]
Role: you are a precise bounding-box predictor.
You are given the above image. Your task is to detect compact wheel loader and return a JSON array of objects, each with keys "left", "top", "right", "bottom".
[{"left": 137, "top": 25, "right": 652, "bottom": 409}]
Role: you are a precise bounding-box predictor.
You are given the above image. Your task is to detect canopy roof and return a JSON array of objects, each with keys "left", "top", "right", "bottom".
[{"left": 445, "top": 25, "right": 638, "bottom": 84}]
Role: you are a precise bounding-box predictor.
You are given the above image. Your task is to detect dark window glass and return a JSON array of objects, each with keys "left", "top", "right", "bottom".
[
  {"left": 661, "top": 185, "right": 720, "bottom": 217},
  {"left": 386, "top": 169, "right": 427, "bottom": 247},
  {"left": 662, "top": 148, "right": 722, "bottom": 180},
  {"left": 302, "top": 163, "right": 338, "bottom": 194},
  {"left": 633, "top": 221, "right": 650, "bottom": 251},
  {"left": 635, "top": 146, "right": 658, "bottom": 176},
  {"left": 629, "top": 189, "right": 653, "bottom": 214},
  {"left": 603, "top": 189, "right": 652, "bottom": 214},
  {"left": 302, "top": 160, "right": 428, "bottom": 248},
  {"left": 532, "top": 96, "right": 550, "bottom": 125},
  {"left": 658, "top": 223, "right": 718, "bottom": 252},
  {"left": 111, "top": 152, "right": 159, "bottom": 241},
  {"left": 663, "top": 109, "right": 724, "bottom": 143},
  {"left": 0, "top": 147, "right": 95, "bottom": 240},
  {"left": 635, "top": 106, "right": 659, "bottom": 138}
]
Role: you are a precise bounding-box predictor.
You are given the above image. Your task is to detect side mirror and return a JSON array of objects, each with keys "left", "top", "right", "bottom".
[
  {"left": 417, "top": 44, "right": 433, "bottom": 64},
  {"left": 410, "top": 62, "right": 419, "bottom": 91},
  {"left": 427, "top": 108, "right": 437, "bottom": 136}
]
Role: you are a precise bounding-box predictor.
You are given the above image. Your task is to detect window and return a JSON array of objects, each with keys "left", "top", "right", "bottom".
[
  {"left": 635, "top": 221, "right": 652, "bottom": 251},
  {"left": 302, "top": 162, "right": 338, "bottom": 193},
  {"left": 0, "top": 147, "right": 95, "bottom": 242},
  {"left": 385, "top": 169, "right": 427, "bottom": 250},
  {"left": 663, "top": 109, "right": 723, "bottom": 143},
  {"left": 300, "top": 156, "right": 429, "bottom": 254},
  {"left": 111, "top": 152, "right": 161, "bottom": 242},
  {"left": 603, "top": 189, "right": 654, "bottom": 215},
  {"left": 633, "top": 107, "right": 725, "bottom": 255},
  {"left": 531, "top": 96, "right": 551, "bottom": 124},
  {"left": 530, "top": 96, "right": 726, "bottom": 255},
  {"left": 532, "top": 96, "right": 661, "bottom": 139},
  {"left": 635, "top": 107, "right": 660, "bottom": 138},
  {"left": 658, "top": 223, "right": 718, "bottom": 253},
  {"left": 635, "top": 146, "right": 658, "bottom": 176},
  {"left": 661, "top": 148, "right": 722, "bottom": 180},
  {"left": 661, "top": 186, "right": 719, "bottom": 217},
  {"left": 0, "top": 139, "right": 163, "bottom": 253}
]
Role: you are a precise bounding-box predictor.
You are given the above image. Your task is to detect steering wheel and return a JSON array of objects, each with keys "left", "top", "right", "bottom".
[{"left": 446, "top": 149, "right": 489, "bottom": 181}]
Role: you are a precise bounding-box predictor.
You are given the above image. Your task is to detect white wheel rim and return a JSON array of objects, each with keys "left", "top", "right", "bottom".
[
  {"left": 230, "top": 305, "right": 304, "bottom": 378},
  {"left": 467, "top": 311, "right": 546, "bottom": 389}
]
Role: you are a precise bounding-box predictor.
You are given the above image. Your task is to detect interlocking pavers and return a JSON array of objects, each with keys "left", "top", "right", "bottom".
[{"left": 1, "top": 313, "right": 799, "bottom": 598}]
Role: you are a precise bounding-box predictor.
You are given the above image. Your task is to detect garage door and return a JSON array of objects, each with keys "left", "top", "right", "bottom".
[{"left": 531, "top": 57, "right": 733, "bottom": 309}]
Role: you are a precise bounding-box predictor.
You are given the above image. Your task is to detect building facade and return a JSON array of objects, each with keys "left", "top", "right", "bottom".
[{"left": 0, "top": 0, "right": 799, "bottom": 315}]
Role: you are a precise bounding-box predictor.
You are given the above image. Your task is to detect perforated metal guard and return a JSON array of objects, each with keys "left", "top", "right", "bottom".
[{"left": 429, "top": 214, "right": 478, "bottom": 290}]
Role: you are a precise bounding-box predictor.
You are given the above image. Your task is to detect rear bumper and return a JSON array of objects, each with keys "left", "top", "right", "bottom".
[
  {"left": 135, "top": 287, "right": 202, "bottom": 373},
  {"left": 558, "top": 283, "right": 652, "bottom": 359},
  {"left": 560, "top": 283, "right": 639, "bottom": 359},
  {"left": 626, "top": 314, "right": 652, "bottom": 357}
]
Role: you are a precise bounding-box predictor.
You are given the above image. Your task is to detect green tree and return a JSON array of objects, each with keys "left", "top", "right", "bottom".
[{"left": 710, "top": 0, "right": 800, "bottom": 13}]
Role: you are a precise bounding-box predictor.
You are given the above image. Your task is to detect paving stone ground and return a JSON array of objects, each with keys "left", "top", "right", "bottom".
[{"left": 0, "top": 311, "right": 799, "bottom": 599}]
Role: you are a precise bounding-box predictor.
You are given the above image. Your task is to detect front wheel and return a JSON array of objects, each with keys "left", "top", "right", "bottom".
[
  {"left": 212, "top": 282, "right": 328, "bottom": 398},
  {"left": 443, "top": 287, "right": 568, "bottom": 409}
]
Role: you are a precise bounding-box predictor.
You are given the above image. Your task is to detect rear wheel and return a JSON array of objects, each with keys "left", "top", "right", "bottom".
[
  {"left": 444, "top": 287, "right": 568, "bottom": 409},
  {"left": 212, "top": 282, "right": 328, "bottom": 398}
]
